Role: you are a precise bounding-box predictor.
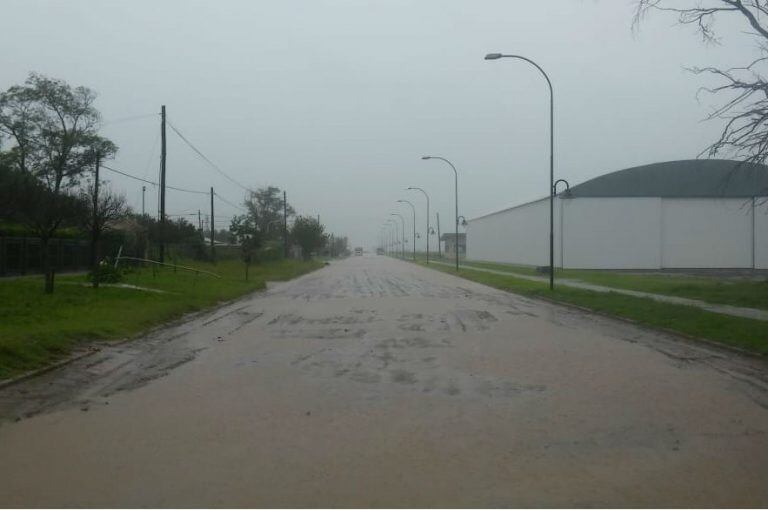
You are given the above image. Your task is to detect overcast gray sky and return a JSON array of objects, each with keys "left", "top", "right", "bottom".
[{"left": 0, "top": 0, "right": 756, "bottom": 248}]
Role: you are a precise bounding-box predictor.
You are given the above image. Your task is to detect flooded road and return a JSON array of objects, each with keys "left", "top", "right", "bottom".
[{"left": 1, "top": 255, "right": 767, "bottom": 507}]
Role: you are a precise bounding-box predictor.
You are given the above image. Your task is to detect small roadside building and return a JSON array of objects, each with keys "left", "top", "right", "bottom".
[
  {"left": 441, "top": 233, "right": 466, "bottom": 259},
  {"left": 466, "top": 159, "right": 768, "bottom": 270}
]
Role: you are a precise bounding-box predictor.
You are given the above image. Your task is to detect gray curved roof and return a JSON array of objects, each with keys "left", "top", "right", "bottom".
[{"left": 567, "top": 159, "right": 768, "bottom": 198}]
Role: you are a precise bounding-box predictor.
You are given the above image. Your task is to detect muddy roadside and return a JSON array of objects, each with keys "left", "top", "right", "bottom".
[{"left": 0, "top": 282, "right": 282, "bottom": 423}]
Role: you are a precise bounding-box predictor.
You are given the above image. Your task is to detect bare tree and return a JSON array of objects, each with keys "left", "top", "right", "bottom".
[
  {"left": 80, "top": 183, "right": 128, "bottom": 288},
  {"left": 635, "top": 1, "right": 768, "bottom": 165}
]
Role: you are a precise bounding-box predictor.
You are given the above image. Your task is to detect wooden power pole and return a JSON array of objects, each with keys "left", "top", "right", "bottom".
[
  {"left": 283, "top": 190, "right": 288, "bottom": 258},
  {"left": 159, "top": 105, "right": 167, "bottom": 263},
  {"left": 210, "top": 187, "right": 215, "bottom": 261},
  {"left": 91, "top": 154, "right": 101, "bottom": 287}
]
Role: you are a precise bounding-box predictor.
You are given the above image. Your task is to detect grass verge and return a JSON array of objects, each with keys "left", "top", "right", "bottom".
[
  {"left": 0, "top": 258, "right": 324, "bottom": 380},
  {"left": 429, "top": 259, "right": 768, "bottom": 312},
  {"left": 419, "top": 261, "right": 768, "bottom": 356}
]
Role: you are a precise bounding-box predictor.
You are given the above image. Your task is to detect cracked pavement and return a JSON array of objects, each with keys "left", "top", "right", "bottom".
[{"left": 1, "top": 255, "right": 767, "bottom": 507}]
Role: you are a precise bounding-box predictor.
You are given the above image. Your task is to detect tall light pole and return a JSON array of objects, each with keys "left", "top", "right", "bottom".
[
  {"left": 407, "top": 187, "right": 430, "bottom": 264},
  {"left": 397, "top": 199, "right": 417, "bottom": 261},
  {"left": 422, "top": 155, "right": 459, "bottom": 271},
  {"left": 390, "top": 213, "right": 406, "bottom": 259},
  {"left": 386, "top": 218, "right": 400, "bottom": 258},
  {"left": 485, "top": 52, "right": 555, "bottom": 289}
]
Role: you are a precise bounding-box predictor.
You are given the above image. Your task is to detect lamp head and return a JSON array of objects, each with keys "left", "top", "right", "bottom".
[
  {"left": 421, "top": 156, "right": 431, "bottom": 160},
  {"left": 485, "top": 53, "right": 503, "bottom": 60}
]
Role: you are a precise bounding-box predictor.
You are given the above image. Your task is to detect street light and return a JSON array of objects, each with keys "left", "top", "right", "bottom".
[
  {"left": 397, "top": 199, "right": 417, "bottom": 261},
  {"left": 553, "top": 179, "right": 570, "bottom": 195},
  {"left": 407, "top": 186, "right": 430, "bottom": 264},
  {"left": 485, "top": 52, "right": 555, "bottom": 289},
  {"left": 385, "top": 219, "right": 399, "bottom": 258},
  {"left": 390, "top": 213, "right": 406, "bottom": 259},
  {"left": 421, "top": 155, "right": 460, "bottom": 271}
]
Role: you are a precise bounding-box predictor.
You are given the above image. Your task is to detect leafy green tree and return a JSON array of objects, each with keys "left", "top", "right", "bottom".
[
  {"left": 230, "top": 214, "right": 262, "bottom": 280},
  {"left": 242, "top": 186, "right": 294, "bottom": 243},
  {"left": 291, "top": 216, "right": 326, "bottom": 260},
  {"left": 0, "top": 73, "right": 116, "bottom": 292}
]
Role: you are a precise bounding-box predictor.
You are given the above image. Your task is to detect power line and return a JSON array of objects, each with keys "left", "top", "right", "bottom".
[
  {"left": 166, "top": 118, "right": 253, "bottom": 193},
  {"left": 102, "top": 164, "right": 158, "bottom": 186},
  {"left": 102, "top": 112, "right": 159, "bottom": 126},
  {"left": 101, "top": 164, "right": 208, "bottom": 195},
  {"left": 214, "top": 192, "right": 246, "bottom": 212}
]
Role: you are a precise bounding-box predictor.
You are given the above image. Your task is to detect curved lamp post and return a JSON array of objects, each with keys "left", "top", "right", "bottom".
[
  {"left": 407, "top": 187, "right": 430, "bottom": 264},
  {"left": 390, "top": 213, "right": 406, "bottom": 259},
  {"left": 386, "top": 219, "right": 399, "bottom": 258},
  {"left": 485, "top": 52, "right": 555, "bottom": 289},
  {"left": 421, "top": 155, "right": 459, "bottom": 271},
  {"left": 553, "top": 178, "right": 570, "bottom": 195},
  {"left": 385, "top": 222, "right": 396, "bottom": 256},
  {"left": 397, "top": 199, "right": 417, "bottom": 261}
]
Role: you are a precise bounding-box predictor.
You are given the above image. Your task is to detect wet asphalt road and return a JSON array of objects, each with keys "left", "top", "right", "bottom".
[{"left": 1, "top": 255, "right": 767, "bottom": 507}]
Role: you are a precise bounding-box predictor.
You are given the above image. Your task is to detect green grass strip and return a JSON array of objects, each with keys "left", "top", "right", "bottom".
[
  {"left": 420, "top": 261, "right": 768, "bottom": 356},
  {"left": 0, "top": 258, "right": 324, "bottom": 380}
]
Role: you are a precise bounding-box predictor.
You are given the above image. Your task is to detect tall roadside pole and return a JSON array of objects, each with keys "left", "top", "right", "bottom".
[
  {"left": 283, "top": 190, "right": 288, "bottom": 258},
  {"left": 141, "top": 185, "right": 146, "bottom": 216},
  {"left": 210, "top": 187, "right": 215, "bottom": 261},
  {"left": 397, "top": 199, "right": 417, "bottom": 261},
  {"left": 484, "top": 53, "right": 555, "bottom": 289},
  {"left": 436, "top": 212, "right": 442, "bottom": 259},
  {"left": 421, "top": 156, "right": 459, "bottom": 271},
  {"left": 407, "top": 187, "right": 430, "bottom": 263},
  {"left": 159, "top": 105, "right": 167, "bottom": 263},
  {"left": 91, "top": 153, "right": 101, "bottom": 288}
]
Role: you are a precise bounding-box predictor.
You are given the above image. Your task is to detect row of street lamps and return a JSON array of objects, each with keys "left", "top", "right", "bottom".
[{"left": 380, "top": 51, "right": 558, "bottom": 290}]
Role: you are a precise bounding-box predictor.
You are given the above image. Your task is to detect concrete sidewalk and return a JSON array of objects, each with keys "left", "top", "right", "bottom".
[{"left": 430, "top": 260, "right": 768, "bottom": 322}]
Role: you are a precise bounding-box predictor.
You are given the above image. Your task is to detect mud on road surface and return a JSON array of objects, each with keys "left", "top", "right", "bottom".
[{"left": 1, "top": 255, "right": 767, "bottom": 507}]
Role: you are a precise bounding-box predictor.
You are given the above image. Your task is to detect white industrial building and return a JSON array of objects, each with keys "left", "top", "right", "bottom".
[{"left": 467, "top": 160, "right": 768, "bottom": 270}]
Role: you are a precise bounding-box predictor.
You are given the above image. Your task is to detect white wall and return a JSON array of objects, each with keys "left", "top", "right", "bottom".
[
  {"left": 467, "top": 198, "right": 561, "bottom": 267},
  {"left": 755, "top": 199, "right": 768, "bottom": 269},
  {"left": 661, "top": 198, "right": 752, "bottom": 268},
  {"left": 469, "top": 195, "right": 768, "bottom": 269},
  {"left": 562, "top": 198, "right": 661, "bottom": 269}
]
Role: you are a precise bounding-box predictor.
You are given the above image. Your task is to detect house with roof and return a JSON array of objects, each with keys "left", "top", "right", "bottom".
[{"left": 466, "top": 159, "right": 768, "bottom": 270}]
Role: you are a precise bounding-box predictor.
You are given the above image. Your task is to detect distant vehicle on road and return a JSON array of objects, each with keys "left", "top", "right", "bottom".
[
  {"left": 376, "top": 248, "right": 384, "bottom": 255},
  {"left": 354, "top": 247, "right": 363, "bottom": 256}
]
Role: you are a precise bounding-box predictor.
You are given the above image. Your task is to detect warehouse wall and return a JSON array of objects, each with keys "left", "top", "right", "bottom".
[
  {"left": 562, "top": 198, "right": 661, "bottom": 269},
  {"left": 466, "top": 198, "right": 561, "bottom": 267},
  {"left": 661, "top": 198, "right": 752, "bottom": 268},
  {"left": 468, "top": 195, "right": 768, "bottom": 269},
  {"left": 749, "top": 198, "right": 768, "bottom": 269}
]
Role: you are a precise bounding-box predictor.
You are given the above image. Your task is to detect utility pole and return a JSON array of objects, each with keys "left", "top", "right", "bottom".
[
  {"left": 436, "top": 212, "right": 442, "bottom": 259},
  {"left": 198, "top": 209, "right": 202, "bottom": 239},
  {"left": 210, "top": 187, "right": 215, "bottom": 262},
  {"left": 159, "top": 105, "right": 167, "bottom": 263},
  {"left": 283, "top": 190, "right": 288, "bottom": 258},
  {"left": 91, "top": 153, "right": 101, "bottom": 287},
  {"left": 141, "top": 185, "right": 146, "bottom": 216}
]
